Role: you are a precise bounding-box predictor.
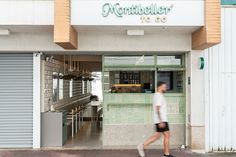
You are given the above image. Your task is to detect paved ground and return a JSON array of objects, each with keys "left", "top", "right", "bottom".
[{"left": 0, "top": 150, "right": 236, "bottom": 157}]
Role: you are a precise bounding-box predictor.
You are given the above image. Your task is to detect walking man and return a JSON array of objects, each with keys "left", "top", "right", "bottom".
[{"left": 137, "top": 81, "right": 175, "bottom": 157}]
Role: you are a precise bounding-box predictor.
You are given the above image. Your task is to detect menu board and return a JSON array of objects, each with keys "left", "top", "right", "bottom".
[{"left": 120, "top": 72, "right": 140, "bottom": 84}]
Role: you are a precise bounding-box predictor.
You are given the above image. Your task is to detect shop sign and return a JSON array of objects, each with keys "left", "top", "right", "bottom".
[
  {"left": 102, "top": 3, "right": 173, "bottom": 18},
  {"left": 71, "top": 0, "right": 204, "bottom": 26},
  {"left": 101, "top": 3, "right": 173, "bottom": 24}
]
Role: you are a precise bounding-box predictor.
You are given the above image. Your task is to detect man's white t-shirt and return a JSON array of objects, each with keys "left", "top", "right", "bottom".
[{"left": 152, "top": 92, "right": 168, "bottom": 124}]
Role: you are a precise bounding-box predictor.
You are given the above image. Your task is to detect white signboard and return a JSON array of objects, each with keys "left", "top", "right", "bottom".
[{"left": 71, "top": 0, "right": 204, "bottom": 26}]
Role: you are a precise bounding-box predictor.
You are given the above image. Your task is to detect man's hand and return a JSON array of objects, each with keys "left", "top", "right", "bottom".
[{"left": 158, "top": 122, "right": 166, "bottom": 128}]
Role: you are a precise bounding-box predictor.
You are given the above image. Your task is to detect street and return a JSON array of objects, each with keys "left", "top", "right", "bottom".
[{"left": 0, "top": 150, "right": 236, "bottom": 157}]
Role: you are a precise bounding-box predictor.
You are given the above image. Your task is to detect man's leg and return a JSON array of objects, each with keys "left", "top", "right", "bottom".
[
  {"left": 137, "top": 132, "right": 161, "bottom": 157},
  {"left": 163, "top": 131, "right": 170, "bottom": 155},
  {"left": 143, "top": 132, "right": 161, "bottom": 149}
]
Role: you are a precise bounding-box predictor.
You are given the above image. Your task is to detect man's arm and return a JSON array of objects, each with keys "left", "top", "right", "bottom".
[
  {"left": 156, "top": 106, "right": 162, "bottom": 122},
  {"left": 156, "top": 106, "right": 166, "bottom": 128}
]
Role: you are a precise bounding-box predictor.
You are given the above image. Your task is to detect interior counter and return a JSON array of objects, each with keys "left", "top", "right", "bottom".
[
  {"left": 103, "top": 93, "right": 186, "bottom": 147},
  {"left": 103, "top": 93, "right": 185, "bottom": 125}
]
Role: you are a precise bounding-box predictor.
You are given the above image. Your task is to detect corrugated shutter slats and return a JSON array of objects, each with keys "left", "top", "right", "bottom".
[{"left": 0, "top": 54, "right": 33, "bottom": 148}]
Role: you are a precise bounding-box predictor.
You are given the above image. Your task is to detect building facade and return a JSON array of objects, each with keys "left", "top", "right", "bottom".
[{"left": 0, "top": 0, "right": 234, "bottom": 153}]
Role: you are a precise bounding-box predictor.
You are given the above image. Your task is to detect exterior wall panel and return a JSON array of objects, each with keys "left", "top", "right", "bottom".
[
  {"left": 0, "top": 0, "right": 53, "bottom": 25},
  {"left": 205, "top": 8, "right": 236, "bottom": 152}
]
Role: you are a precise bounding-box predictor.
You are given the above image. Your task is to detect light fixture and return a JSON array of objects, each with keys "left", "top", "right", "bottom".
[
  {"left": 0, "top": 29, "right": 10, "bottom": 35},
  {"left": 127, "top": 30, "right": 144, "bottom": 36},
  {"left": 198, "top": 57, "right": 205, "bottom": 70},
  {"left": 46, "top": 56, "right": 54, "bottom": 62}
]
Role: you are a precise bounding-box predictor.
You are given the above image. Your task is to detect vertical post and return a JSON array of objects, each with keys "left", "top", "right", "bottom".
[
  {"left": 75, "top": 107, "right": 78, "bottom": 133},
  {"left": 81, "top": 107, "right": 84, "bottom": 127},
  {"left": 33, "top": 52, "right": 41, "bottom": 148},
  {"left": 154, "top": 55, "right": 157, "bottom": 93},
  {"left": 79, "top": 106, "right": 81, "bottom": 130},
  {"left": 72, "top": 109, "right": 74, "bottom": 137}
]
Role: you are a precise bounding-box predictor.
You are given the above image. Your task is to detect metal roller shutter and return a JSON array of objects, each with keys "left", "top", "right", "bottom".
[{"left": 0, "top": 54, "right": 33, "bottom": 148}]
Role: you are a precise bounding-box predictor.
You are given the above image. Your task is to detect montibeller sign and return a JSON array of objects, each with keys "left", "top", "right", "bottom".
[
  {"left": 71, "top": 0, "right": 204, "bottom": 26},
  {"left": 102, "top": 3, "right": 173, "bottom": 17},
  {"left": 102, "top": 3, "right": 173, "bottom": 23}
]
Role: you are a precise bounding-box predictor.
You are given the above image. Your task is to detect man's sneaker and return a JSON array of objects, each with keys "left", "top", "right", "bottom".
[
  {"left": 137, "top": 143, "right": 145, "bottom": 157},
  {"left": 163, "top": 154, "right": 175, "bottom": 157}
]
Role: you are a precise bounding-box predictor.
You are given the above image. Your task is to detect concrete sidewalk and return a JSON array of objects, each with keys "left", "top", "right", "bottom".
[{"left": 0, "top": 150, "right": 236, "bottom": 157}]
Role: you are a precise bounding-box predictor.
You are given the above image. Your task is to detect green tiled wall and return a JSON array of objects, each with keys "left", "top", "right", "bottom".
[{"left": 103, "top": 93, "right": 185, "bottom": 125}]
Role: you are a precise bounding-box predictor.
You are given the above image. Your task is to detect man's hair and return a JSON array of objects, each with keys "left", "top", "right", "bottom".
[{"left": 157, "top": 81, "right": 166, "bottom": 88}]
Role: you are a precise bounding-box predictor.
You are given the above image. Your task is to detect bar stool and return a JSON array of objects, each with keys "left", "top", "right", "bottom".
[
  {"left": 81, "top": 105, "right": 85, "bottom": 127},
  {"left": 76, "top": 105, "right": 84, "bottom": 130},
  {"left": 75, "top": 107, "right": 78, "bottom": 133},
  {"left": 67, "top": 109, "right": 76, "bottom": 137},
  {"left": 73, "top": 104, "right": 88, "bottom": 133},
  {"left": 97, "top": 107, "right": 103, "bottom": 127}
]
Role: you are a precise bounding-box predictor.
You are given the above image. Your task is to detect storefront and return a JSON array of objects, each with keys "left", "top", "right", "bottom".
[
  {"left": 102, "top": 55, "right": 186, "bottom": 148},
  {"left": 0, "top": 0, "right": 223, "bottom": 152}
]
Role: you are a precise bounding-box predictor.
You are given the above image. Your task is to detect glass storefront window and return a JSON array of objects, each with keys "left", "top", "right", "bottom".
[
  {"left": 103, "top": 72, "right": 110, "bottom": 93},
  {"left": 59, "top": 73, "right": 64, "bottom": 100},
  {"left": 104, "top": 71, "right": 155, "bottom": 93},
  {"left": 87, "top": 81, "right": 90, "bottom": 93},
  {"left": 69, "top": 79, "right": 73, "bottom": 98},
  {"left": 103, "top": 55, "right": 185, "bottom": 94},
  {"left": 157, "top": 71, "right": 184, "bottom": 93},
  {"left": 157, "top": 55, "right": 183, "bottom": 66},
  {"left": 92, "top": 72, "right": 103, "bottom": 100},
  {"left": 82, "top": 81, "right": 85, "bottom": 94},
  {"left": 53, "top": 72, "right": 64, "bottom": 101},
  {"left": 52, "top": 72, "right": 59, "bottom": 102},
  {"left": 104, "top": 56, "right": 154, "bottom": 66}
]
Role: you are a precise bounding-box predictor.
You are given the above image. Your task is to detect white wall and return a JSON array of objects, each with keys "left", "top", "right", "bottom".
[
  {"left": 0, "top": 0, "right": 53, "bottom": 25},
  {"left": 188, "top": 50, "right": 205, "bottom": 150},
  {"left": 0, "top": 31, "right": 62, "bottom": 51},
  {"left": 205, "top": 7, "right": 236, "bottom": 152},
  {"left": 77, "top": 30, "right": 192, "bottom": 52},
  {"left": 0, "top": 30, "right": 191, "bottom": 52},
  {"left": 190, "top": 51, "right": 205, "bottom": 126}
]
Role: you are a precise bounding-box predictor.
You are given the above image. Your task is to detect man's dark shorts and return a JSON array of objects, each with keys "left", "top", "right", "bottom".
[{"left": 155, "top": 122, "right": 170, "bottom": 132}]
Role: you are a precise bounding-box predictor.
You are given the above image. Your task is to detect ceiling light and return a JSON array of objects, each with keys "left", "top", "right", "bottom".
[
  {"left": 0, "top": 29, "right": 10, "bottom": 35},
  {"left": 127, "top": 30, "right": 144, "bottom": 36}
]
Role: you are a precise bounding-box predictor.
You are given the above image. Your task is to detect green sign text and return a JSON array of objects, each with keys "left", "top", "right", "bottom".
[{"left": 102, "top": 3, "right": 173, "bottom": 18}]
